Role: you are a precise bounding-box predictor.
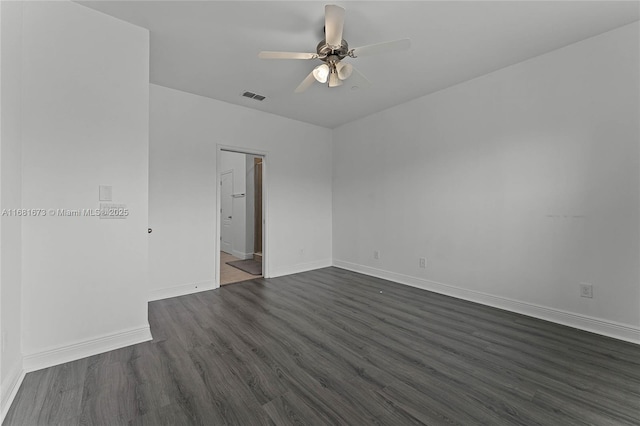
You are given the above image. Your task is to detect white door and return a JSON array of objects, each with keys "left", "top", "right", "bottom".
[{"left": 221, "top": 171, "right": 233, "bottom": 254}]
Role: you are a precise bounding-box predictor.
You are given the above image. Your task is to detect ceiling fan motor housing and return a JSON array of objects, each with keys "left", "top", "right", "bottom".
[{"left": 317, "top": 39, "right": 349, "bottom": 61}]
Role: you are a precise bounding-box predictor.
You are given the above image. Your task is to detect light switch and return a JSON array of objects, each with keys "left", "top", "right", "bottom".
[{"left": 99, "top": 185, "right": 112, "bottom": 201}]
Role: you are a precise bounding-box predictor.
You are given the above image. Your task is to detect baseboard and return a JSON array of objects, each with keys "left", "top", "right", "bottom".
[
  {"left": 269, "top": 258, "right": 332, "bottom": 278},
  {"left": 1, "top": 363, "right": 25, "bottom": 424},
  {"left": 148, "top": 280, "right": 215, "bottom": 302},
  {"left": 231, "top": 250, "right": 253, "bottom": 260},
  {"left": 333, "top": 259, "right": 640, "bottom": 345},
  {"left": 22, "top": 325, "right": 153, "bottom": 373}
]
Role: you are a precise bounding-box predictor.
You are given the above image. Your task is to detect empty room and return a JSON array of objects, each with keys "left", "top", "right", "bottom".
[{"left": 1, "top": 1, "right": 639, "bottom": 425}]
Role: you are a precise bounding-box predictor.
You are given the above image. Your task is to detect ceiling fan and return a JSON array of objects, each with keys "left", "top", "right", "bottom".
[{"left": 258, "top": 4, "right": 411, "bottom": 93}]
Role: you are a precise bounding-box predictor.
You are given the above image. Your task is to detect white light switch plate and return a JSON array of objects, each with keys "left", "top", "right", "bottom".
[{"left": 99, "top": 185, "right": 113, "bottom": 201}]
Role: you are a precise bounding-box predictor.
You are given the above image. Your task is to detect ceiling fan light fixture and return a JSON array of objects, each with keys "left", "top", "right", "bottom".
[
  {"left": 312, "top": 64, "right": 330, "bottom": 83},
  {"left": 328, "top": 68, "right": 342, "bottom": 87},
  {"left": 336, "top": 62, "right": 353, "bottom": 80}
]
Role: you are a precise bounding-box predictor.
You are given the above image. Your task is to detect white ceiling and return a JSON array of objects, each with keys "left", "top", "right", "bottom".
[{"left": 78, "top": 1, "right": 639, "bottom": 128}]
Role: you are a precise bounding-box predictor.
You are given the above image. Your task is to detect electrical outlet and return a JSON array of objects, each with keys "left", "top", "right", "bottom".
[
  {"left": 373, "top": 250, "right": 380, "bottom": 260},
  {"left": 579, "top": 283, "right": 593, "bottom": 298},
  {"left": 419, "top": 258, "right": 426, "bottom": 268}
]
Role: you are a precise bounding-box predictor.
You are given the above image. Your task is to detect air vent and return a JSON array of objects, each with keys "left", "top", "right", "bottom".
[{"left": 241, "top": 91, "right": 266, "bottom": 101}]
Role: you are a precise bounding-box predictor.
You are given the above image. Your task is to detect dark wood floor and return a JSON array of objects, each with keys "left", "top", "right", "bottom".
[{"left": 4, "top": 267, "right": 640, "bottom": 425}]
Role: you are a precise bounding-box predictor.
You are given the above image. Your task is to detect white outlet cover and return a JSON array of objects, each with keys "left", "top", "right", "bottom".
[{"left": 579, "top": 283, "right": 593, "bottom": 298}]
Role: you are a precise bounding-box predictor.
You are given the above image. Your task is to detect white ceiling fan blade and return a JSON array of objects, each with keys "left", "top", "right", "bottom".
[
  {"left": 258, "top": 51, "right": 317, "bottom": 60},
  {"left": 325, "top": 5, "right": 345, "bottom": 48},
  {"left": 350, "top": 38, "right": 411, "bottom": 58},
  {"left": 294, "top": 71, "right": 317, "bottom": 93}
]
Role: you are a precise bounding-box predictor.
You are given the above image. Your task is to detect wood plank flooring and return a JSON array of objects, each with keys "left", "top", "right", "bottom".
[{"left": 4, "top": 267, "right": 640, "bottom": 425}]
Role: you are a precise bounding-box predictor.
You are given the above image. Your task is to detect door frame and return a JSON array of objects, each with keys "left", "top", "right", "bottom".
[
  {"left": 219, "top": 169, "right": 234, "bottom": 255},
  {"left": 215, "top": 144, "right": 269, "bottom": 288}
]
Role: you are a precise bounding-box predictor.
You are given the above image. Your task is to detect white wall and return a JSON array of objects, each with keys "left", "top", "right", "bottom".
[
  {"left": 333, "top": 22, "right": 640, "bottom": 343},
  {"left": 149, "top": 84, "right": 332, "bottom": 299},
  {"left": 220, "top": 150, "right": 250, "bottom": 259},
  {"left": 0, "top": 1, "right": 24, "bottom": 418},
  {"left": 18, "top": 1, "right": 151, "bottom": 369}
]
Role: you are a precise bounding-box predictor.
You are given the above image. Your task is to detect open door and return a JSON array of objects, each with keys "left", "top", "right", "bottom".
[
  {"left": 220, "top": 170, "right": 233, "bottom": 254},
  {"left": 254, "top": 157, "right": 263, "bottom": 263}
]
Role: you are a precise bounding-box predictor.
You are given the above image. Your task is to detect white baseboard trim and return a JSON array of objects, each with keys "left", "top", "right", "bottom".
[
  {"left": 231, "top": 250, "right": 253, "bottom": 260},
  {"left": 333, "top": 259, "right": 640, "bottom": 345},
  {"left": 148, "top": 280, "right": 215, "bottom": 302},
  {"left": 1, "top": 363, "right": 25, "bottom": 424},
  {"left": 22, "top": 325, "right": 153, "bottom": 373},
  {"left": 269, "top": 259, "right": 332, "bottom": 278}
]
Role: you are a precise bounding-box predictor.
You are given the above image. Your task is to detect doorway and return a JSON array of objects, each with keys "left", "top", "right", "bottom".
[
  {"left": 220, "top": 170, "right": 233, "bottom": 255},
  {"left": 218, "top": 149, "right": 265, "bottom": 286}
]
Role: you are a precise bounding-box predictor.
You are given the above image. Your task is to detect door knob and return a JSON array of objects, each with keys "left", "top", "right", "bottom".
[{"left": 228, "top": 216, "right": 232, "bottom": 219}]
